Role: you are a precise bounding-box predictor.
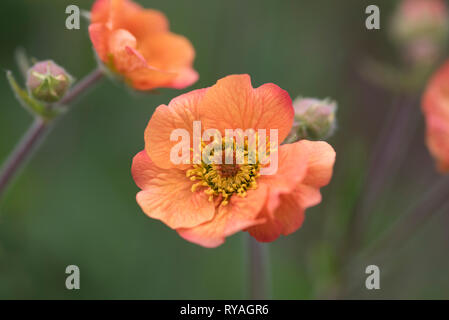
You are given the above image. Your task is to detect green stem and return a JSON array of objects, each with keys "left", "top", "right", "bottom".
[
  {"left": 0, "top": 68, "right": 103, "bottom": 200},
  {"left": 0, "top": 118, "right": 49, "bottom": 199},
  {"left": 248, "top": 236, "right": 271, "bottom": 299}
]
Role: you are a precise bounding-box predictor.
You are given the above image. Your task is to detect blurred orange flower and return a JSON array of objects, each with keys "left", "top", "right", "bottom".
[
  {"left": 131, "top": 75, "right": 336, "bottom": 247},
  {"left": 422, "top": 61, "right": 449, "bottom": 173},
  {"left": 89, "top": 0, "right": 198, "bottom": 91},
  {"left": 391, "top": 0, "right": 449, "bottom": 64}
]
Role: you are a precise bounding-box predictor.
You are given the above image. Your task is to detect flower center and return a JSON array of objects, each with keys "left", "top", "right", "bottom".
[
  {"left": 218, "top": 163, "right": 240, "bottom": 177},
  {"left": 186, "top": 137, "right": 262, "bottom": 206}
]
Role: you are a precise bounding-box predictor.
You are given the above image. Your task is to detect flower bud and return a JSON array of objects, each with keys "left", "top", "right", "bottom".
[
  {"left": 287, "top": 97, "right": 337, "bottom": 142},
  {"left": 26, "top": 60, "right": 71, "bottom": 103},
  {"left": 390, "top": 0, "right": 449, "bottom": 65}
]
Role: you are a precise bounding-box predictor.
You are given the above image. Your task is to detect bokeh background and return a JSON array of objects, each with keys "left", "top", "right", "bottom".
[{"left": 1, "top": 0, "right": 448, "bottom": 299}]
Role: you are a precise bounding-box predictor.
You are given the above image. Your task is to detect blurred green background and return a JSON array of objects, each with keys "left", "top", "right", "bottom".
[{"left": 0, "top": 0, "right": 448, "bottom": 299}]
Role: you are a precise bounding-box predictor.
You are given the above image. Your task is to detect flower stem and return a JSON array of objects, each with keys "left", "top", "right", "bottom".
[
  {"left": 57, "top": 68, "right": 104, "bottom": 106},
  {"left": 0, "top": 118, "right": 49, "bottom": 198},
  {"left": 0, "top": 68, "right": 103, "bottom": 200},
  {"left": 247, "top": 236, "right": 270, "bottom": 299}
]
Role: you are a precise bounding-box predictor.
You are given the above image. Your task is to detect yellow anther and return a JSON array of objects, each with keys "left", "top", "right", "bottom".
[{"left": 186, "top": 134, "right": 263, "bottom": 206}]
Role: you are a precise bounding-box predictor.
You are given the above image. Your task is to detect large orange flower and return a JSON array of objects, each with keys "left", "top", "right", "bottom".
[
  {"left": 89, "top": 0, "right": 198, "bottom": 90},
  {"left": 131, "top": 75, "right": 336, "bottom": 247},
  {"left": 422, "top": 60, "right": 449, "bottom": 173}
]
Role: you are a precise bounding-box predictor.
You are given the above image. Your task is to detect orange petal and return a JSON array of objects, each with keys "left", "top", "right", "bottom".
[
  {"left": 91, "top": 0, "right": 110, "bottom": 24},
  {"left": 131, "top": 151, "right": 215, "bottom": 229},
  {"left": 422, "top": 61, "right": 449, "bottom": 173},
  {"left": 125, "top": 64, "right": 198, "bottom": 91},
  {"left": 248, "top": 183, "right": 322, "bottom": 242},
  {"left": 138, "top": 32, "right": 195, "bottom": 72},
  {"left": 122, "top": 8, "right": 169, "bottom": 40},
  {"left": 109, "top": 0, "right": 168, "bottom": 37},
  {"left": 177, "top": 184, "right": 268, "bottom": 248},
  {"left": 248, "top": 141, "right": 334, "bottom": 242},
  {"left": 125, "top": 67, "right": 178, "bottom": 90},
  {"left": 423, "top": 88, "right": 449, "bottom": 120},
  {"left": 425, "top": 114, "right": 449, "bottom": 172},
  {"left": 294, "top": 184, "right": 322, "bottom": 209},
  {"left": 168, "top": 68, "right": 199, "bottom": 90},
  {"left": 422, "top": 62, "right": 449, "bottom": 123},
  {"left": 108, "top": 0, "right": 125, "bottom": 30},
  {"left": 299, "top": 140, "right": 336, "bottom": 187},
  {"left": 108, "top": 29, "right": 148, "bottom": 72},
  {"left": 247, "top": 193, "right": 305, "bottom": 242},
  {"left": 198, "top": 75, "right": 294, "bottom": 144},
  {"left": 90, "top": 0, "right": 169, "bottom": 42},
  {"left": 145, "top": 88, "right": 207, "bottom": 169},
  {"left": 89, "top": 23, "right": 109, "bottom": 62},
  {"left": 102, "top": 0, "right": 136, "bottom": 31},
  {"left": 259, "top": 143, "right": 309, "bottom": 213},
  {"left": 124, "top": 32, "right": 197, "bottom": 90},
  {"left": 89, "top": 0, "right": 196, "bottom": 91}
]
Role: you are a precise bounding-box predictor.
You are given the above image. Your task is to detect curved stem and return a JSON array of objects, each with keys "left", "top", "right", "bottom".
[
  {"left": 0, "top": 68, "right": 103, "bottom": 200},
  {"left": 58, "top": 68, "right": 103, "bottom": 106},
  {"left": 247, "top": 236, "right": 270, "bottom": 299},
  {"left": 0, "top": 118, "right": 49, "bottom": 199}
]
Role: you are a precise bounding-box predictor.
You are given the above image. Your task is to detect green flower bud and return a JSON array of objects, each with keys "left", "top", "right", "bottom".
[
  {"left": 287, "top": 97, "right": 337, "bottom": 142},
  {"left": 26, "top": 60, "right": 72, "bottom": 103}
]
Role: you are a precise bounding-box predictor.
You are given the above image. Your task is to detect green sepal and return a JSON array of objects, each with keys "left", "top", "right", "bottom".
[{"left": 6, "top": 71, "right": 62, "bottom": 121}]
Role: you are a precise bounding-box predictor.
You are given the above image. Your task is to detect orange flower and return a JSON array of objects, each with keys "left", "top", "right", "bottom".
[
  {"left": 422, "top": 60, "right": 449, "bottom": 173},
  {"left": 131, "top": 75, "right": 336, "bottom": 247},
  {"left": 89, "top": 0, "right": 198, "bottom": 90}
]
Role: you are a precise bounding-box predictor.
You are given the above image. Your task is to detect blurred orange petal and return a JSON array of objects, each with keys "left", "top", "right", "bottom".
[
  {"left": 89, "top": 0, "right": 197, "bottom": 91},
  {"left": 123, "top": 8, "right": 169, "bottom": 39},
  {"left": 422, "top": 60, "right": 449, "bottom": 173},
  {"left": 91, "top": 0, "right": 109, "bottom": 24},
  {"left": 425, "top": 113, "right": 449, "bottom": 172},
  {"left": 139, "top": 32, "right": 195, "bottom": 70},
  {"left": 88, "top": 23, "right": 109, "bottom": 61},
  {"left": 108, "top": 29, "right": 148, "bottom": 72}
]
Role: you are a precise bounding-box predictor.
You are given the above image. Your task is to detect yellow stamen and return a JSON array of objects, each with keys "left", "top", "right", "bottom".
[{"left": 186, "top": 135, "right": 263, "bottom": 206}]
